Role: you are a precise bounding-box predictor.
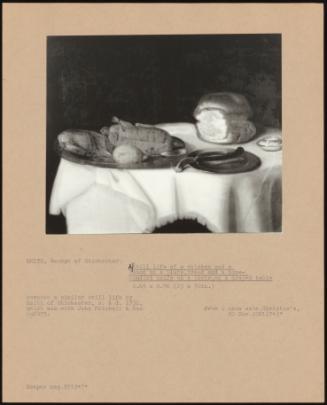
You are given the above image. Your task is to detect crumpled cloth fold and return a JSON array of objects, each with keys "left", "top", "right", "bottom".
[{"left": 49, "top": 159, "right": 178, "bottom": 234}]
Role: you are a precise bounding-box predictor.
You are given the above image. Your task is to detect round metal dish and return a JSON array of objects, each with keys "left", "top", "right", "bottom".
[
  {"left": 183, "top": 148, "right": 261, "bottom": 174},
  {"left": 56, "top": 136, "right": 186, "bottom": 169}
]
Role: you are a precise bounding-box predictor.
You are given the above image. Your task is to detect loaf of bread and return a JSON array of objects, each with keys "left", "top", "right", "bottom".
[
  {"left": 57, "top": 129, "right": 111, "bottom": 157},
  {"left": 100, "top": 117, "right": 173, "bottom": 155},
  {"left": 193, "top": 92, "right": 256, "bottom": 144}
]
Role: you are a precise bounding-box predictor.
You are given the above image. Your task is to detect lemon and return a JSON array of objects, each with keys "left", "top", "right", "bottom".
[{"left": 113, "top": 144, "right": 144, "bottom": 164}]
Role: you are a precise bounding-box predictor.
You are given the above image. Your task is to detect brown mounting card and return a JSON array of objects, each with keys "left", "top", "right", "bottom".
[{"left": 2, "top": 3, "right": 324, "bottom": 403}]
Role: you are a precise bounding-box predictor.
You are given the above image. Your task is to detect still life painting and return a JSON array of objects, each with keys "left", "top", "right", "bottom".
[{"left": 46, "top": 34, "right": 282, "bottom": 234}]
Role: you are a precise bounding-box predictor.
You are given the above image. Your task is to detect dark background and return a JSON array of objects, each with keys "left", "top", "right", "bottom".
[{"left": 46, "top": 34, "right": 281, "bottom": 234}]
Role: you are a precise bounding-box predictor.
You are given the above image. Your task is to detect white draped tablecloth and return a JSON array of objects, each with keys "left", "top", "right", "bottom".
[{"left": 49, "top": 124, "right": 282, "bottom": 234}]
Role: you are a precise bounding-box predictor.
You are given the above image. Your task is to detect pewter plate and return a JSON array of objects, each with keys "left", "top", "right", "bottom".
[
  {"left": 56, "top": 136, "right": 186, "bottom": 169},
  {"left": 187, "top": 148, "right": 261, "bottom": 174}
]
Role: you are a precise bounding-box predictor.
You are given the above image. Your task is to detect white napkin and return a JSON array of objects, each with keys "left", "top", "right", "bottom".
[{"left": 49, "top": 159, "right": 157, "bottom": 233}]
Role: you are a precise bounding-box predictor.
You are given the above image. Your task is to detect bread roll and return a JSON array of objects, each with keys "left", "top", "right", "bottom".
[{"left": 193, "top": 93, "right": 256, "bottom": 144}]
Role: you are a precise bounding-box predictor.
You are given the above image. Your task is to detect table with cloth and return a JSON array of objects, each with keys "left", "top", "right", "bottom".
[{"left": 49, "top": 124, "right": 282, "bottom": 234}]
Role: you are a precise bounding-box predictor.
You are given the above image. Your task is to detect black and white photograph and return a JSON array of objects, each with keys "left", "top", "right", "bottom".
[{"left": 46, "top": 34, "right": 282, "bottom": 234}]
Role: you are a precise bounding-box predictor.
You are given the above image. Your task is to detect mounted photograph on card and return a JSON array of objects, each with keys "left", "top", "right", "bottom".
[
  {"left": 4, "top": 4, "right": 323, "bottom": 403},
  {"left": 46, "top": 34, "right": 282, "bottom": 234}
]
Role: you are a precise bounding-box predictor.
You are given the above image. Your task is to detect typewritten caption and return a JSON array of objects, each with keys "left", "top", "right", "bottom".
[
  {"left": 26, "top": 257, "right": 121, "bottom": 265},
  {"left": 26, "top": 294, "right": 143, "bottom": 317},
  {"left": 26, "top": 384, "right": 88, "bottom": 392},
  {"left": 24, "top": 260, "right": 300, "bottom": 318},
  {"left": 128, "top": 262, "right": 273, "bottom": 284},
  {"left": 26, "top": 295, "right": 300, "bottom": 319}
]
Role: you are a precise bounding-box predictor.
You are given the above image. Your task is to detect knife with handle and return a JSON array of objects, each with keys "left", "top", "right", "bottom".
[{"left": 175, "top": 147, "right": 245, "bottom": 172}]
